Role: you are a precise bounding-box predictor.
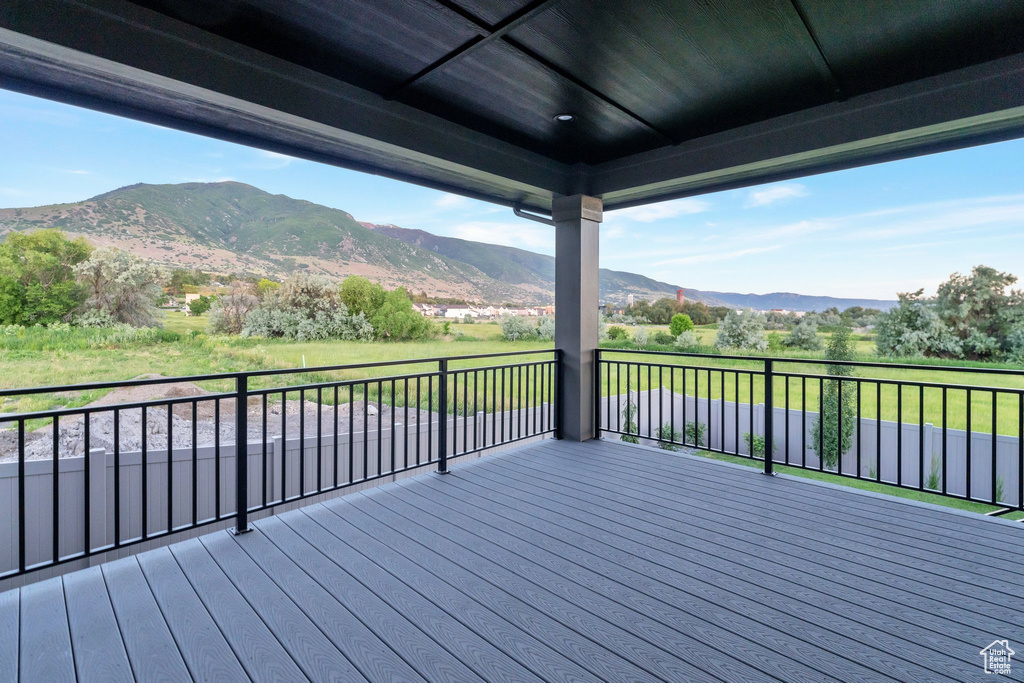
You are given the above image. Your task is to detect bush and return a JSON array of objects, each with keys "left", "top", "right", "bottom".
[
  {"left": 536, "top": 316, "right": 555, "bottom": 341},
  {"left": 188, "top": 294, "right": 214, "bottom": 316},
  {"left": 500, "top": 315, "right": 535, "bottom": 341},
  {"left": 715, "top": 309, "right": 768, "bottom": 351},
  {"left": 607, "top": 326, "right": 628, "bottom": 340},
  {"left": 685, "top": 421, "right": 707, "bottom": 447},
  {"left": 742, "top": 432, "right": 777, "bottom": 459},
  {"left": 669, "top": 313, "right": 694, "bottom": 337},
  {"left": 783, "top": 318, "right": 823, "bottom": 350},
  {"left": 241, "top": 275, "right": 373, "bottom": 341},
  {"left": 632, "top": 327, "right": 649, "bottom": 347},
  {"left": 209, "top": 284, "right": 259, "bottom": 334},
  {"left": 673, "top": 330, "right": 700, "bottom": 350},
  {"left": 651, "top": 331, "right": 675, "bottom": 345},
  {"left": 369, "top": 288, "right": 435, "bottom": 341},
  {"left": 656, "top": 423, "right": 683, "bottom": 451}
]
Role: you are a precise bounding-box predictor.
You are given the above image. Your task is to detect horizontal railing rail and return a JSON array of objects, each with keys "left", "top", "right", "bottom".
[
  {"left": 597, "top": 348, "right": 1024, "bottom": 513},
  {"left": 0, "top": 350, "right": 559, "bottom": 580}
]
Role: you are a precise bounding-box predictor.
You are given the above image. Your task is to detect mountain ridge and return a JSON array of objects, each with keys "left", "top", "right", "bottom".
[{"left": 0, "top": 181, "right": 896, "bottom": 311}]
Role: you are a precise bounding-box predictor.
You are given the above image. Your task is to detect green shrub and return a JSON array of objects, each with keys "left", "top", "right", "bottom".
[
  {"left": 621, "top": 398, "right": 639, "bottom": 444},
  {"left": 499, "top": 315, "right": 535, "bottom": 341},
  {"left": 651, "top": 331, "right": 675, "bottom": 345},
  {"left": 673, "top": 330, "right": 700, "bottom": 351},
  {"left": 632, "top": 326, "right": 649, "bottom": 347},
  {"left": 670, "top": 313, "right": 694, "bottom": 337},
  {"left": 685, "top": 421, "right": 707, "bottom": 447},
  {"left": 657, "top": 423, "right": 683, "bottom": 451},
  {"left": 811, "top": 327, "right": 856, "bottom": 470},
  {"left": 742, "top": 432, "right": 777, "bottom": 459},
  {"left": 715, "top": 309, "right": 768, "bottom": 351},
  {"left": 607, "top": 326, "right": 628, "bottom": 341}
]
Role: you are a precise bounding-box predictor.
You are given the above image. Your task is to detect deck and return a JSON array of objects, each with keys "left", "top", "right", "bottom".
[{"left": 3, "top": 438, "right": 1023, "bottom": 682}]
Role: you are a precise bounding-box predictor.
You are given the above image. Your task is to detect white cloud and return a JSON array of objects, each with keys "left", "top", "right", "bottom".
[
  {"left": 0, "top": 187, "right": 27, "bottom": 197},
  {"left": 606, "top": 198, "right": 711, "bottom": 223},
  {"left": 246, "top": 150, "right": 298, "bottom": 169},
  {"left": 60, "top": 169, "right": 91, "bottom": 175},
  {"left": 449, "top": 221, "right": 553, "bottom": 252},
  {"left": 745, "top": 183, "right": 809, "bottom": 207},
  {"left": 434, "top": 193, "right": 470, "bottom": 209}
]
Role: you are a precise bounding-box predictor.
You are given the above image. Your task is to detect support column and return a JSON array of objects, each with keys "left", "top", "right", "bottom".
[{"left": 553, "top": 194, "right": 602, "bottom": 441}]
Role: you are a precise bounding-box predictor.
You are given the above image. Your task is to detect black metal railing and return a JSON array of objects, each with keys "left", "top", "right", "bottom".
[
  {"left": 0, "top": 349, "right": 558, "bottom": 579},
  {"left": 597, "top": 349, "right": 1024, "bottom": 512}
]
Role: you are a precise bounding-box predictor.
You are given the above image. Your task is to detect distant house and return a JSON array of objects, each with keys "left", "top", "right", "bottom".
[{"left": 441, "top": 305, "right": 475, "bottom": 319}]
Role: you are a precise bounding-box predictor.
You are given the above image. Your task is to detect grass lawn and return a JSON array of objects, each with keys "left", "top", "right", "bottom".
[
  {"left": 162, "top": 310, "right": 208, "bottom": 334},
  {"left": 688, "top": 448, "right": 1024, "bottom": 517}
]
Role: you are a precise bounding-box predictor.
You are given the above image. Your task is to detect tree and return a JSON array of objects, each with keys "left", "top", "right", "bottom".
[
  {"left": 74, "top": 247, "right": 163, "bottom": 327},
  {"left": 811, "top": 326, "right": 856, "bottom": 470},
  {"left": 783, "top": 318, "right": 823, "bottom": 350},
  {"left": 500, "top": 315, "right": 535, "bottom": 341},
  {"left": 669, "top": 313, "right": 694, "bottom": 336},
  {"left": 369, "top": 287, "right": 435, "bottom": 341},
  {"left": 715, "top": 309, "right": 768, "bottom": 351},
  {"left": 874, "top": 289, "right": 961, "bottom": 358},
  {"left": 0, "top": 229, "right": 92, "bottom": 325},
  {"left": 339, "top": 275, "right": 385, "bottom": 317},
  {"left": 208, "top": 284, "right": 260, "bottom": 334},
  {"left": 934, "top": 265, "right": 1023, "bottom": 359},
  {"left": 256, "top": 278, "right": 281, "bottom": 299},
  {"left": 188, "top": 295, "right": 214, "bottom": 316},
  {"left": 167, "top": 268, "right": 210, "bottom": 294}
]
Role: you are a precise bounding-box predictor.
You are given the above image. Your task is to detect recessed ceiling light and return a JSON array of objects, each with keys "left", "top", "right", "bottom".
[{"left": 554, "top": 113, "right": 574, "bottom": 122}]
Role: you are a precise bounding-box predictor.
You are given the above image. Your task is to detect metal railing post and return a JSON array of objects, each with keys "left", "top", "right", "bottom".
[
  {"left": 764, "top": 359, "right": 774, "bottom": 475},
  {"left": 231, "top": 373, "right": 251, "bottom": 534},
  {"left": 438, "top": 359, "right": 449, "bottom": 474},
  {"left": 591, "top": 348, "right": 599, "bottom": 439}
]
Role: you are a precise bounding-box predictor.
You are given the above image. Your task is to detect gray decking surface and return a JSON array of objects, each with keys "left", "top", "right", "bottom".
[{"left": 3, "top": 438, "right": 1023, "bottom": 682}]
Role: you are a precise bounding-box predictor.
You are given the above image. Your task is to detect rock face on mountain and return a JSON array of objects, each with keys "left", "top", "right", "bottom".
[{"left": 0, "top": 181, "right": 895, "bottom": 310}]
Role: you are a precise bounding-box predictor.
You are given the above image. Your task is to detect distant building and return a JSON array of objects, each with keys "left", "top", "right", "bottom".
[
  {"left": 626, "top": 294, "right": 634, "bottom": 306},
  {"left": 676, "top": 289, "right": 685, "bottom": 303}
]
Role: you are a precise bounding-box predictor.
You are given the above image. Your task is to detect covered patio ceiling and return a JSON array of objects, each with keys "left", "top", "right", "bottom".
[{"left": 1, "top": 0, "right": 1024, "bottom": 212}]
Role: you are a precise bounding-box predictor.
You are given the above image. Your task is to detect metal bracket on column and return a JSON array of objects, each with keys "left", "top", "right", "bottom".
[{"left": 513, "top": 204, "right": 555, "bottom": 226}]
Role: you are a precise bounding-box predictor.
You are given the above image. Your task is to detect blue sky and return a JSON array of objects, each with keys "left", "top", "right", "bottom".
[{"left": 1, "top": 88, "right": 1022, "bottom": 301}]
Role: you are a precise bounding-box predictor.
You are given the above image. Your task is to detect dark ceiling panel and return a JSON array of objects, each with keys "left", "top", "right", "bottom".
[
  {"left": 401, "top": 39, "right": 665, "bottom": 163},
  {"left": 446, "top": 0, "right": 536, "bottom": 26},
  {"left": 127, "top": 0, "right": 482, "bottom": 93},
  {"left": 797, "top": 0, "right": 1024, "bottom": 96},
  {"left": 507, "top": 0, "right": 831, "bottom": 144}
]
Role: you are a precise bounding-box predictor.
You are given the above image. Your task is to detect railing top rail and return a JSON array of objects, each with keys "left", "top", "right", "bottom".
[
  {"left": 597, "top": 348, "right": 1024, "bottom": 377},
  {"left": 0, "top": 348, "right": 558, "bottom": 398}
]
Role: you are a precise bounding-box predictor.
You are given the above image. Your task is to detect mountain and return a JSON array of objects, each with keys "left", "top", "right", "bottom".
[
  {"left": 0, "top": 182, "right": 547, "bottom": 303},
  {"left": 365, "top": 223, "right": 734, "bottom": 307},
  {"left": 0, "top": 181, "right": 896, "bottom": 311}
]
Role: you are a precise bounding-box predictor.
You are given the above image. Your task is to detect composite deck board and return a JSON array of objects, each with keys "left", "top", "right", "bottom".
[
  {"left": 3, "top": 438, "right": 1023, "bottom": 682},
  {"left": 62, "top": 567, "right": 134, "bottom": 683},
  {"left": 585, "top": 439, "right": 1023, "bottom": 552},
  {"left": 167, "top": 538, "right": 309, "bottom": 682},
  {"left": 298, "top": 504, "right": 629, "bottom": 682},
  {"left": 494, "top": 446, "right": 1024, "bottom": 638},
  {"left": 0, "top": 588, "right": 17, "bottom": 682},
  {"left": 222, "top": 528, "right": 426, "bottom": 683},
  {"left": 100, "top": 558, "right": 191, "bottom": 681},
  {"left": 135, "top": 548, "right": 249, "bottom": 681},
  {"left": 396, "top": 474, "right": 925, "bottom": 682},
  {"left": 540, "top": 441, "right": 1024, "bottom": 570},
  {"left": 582, "top": 444, "right": 1024, "bottom": 569},
  {"left": 254, "top": 514, "right": 485, "bottom": 682},
  {"left": 322, "top": 496, "right": 693, "bottom": 682},
  {"left": 19, "top": 577, "right": 75, "bottom": 683},
  {"left": 505, "top": 445, "right": 1024, "bottom": 595},
  {"left": 454, "top": 457, "right": 984, "bottom": 679}
]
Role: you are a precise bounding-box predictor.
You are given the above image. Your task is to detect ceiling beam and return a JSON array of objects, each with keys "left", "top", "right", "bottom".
[
  {"left": 590, "top": 53, "right": 1024, "bottom": 209},
  {"left": 386, "top": 0, "right": 564, "bottom": 99},
  {"left": 0, "top": 0, "right": 570, "bottom": 211}
]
